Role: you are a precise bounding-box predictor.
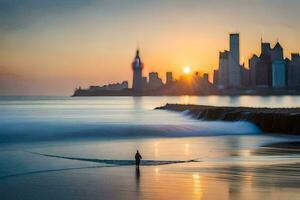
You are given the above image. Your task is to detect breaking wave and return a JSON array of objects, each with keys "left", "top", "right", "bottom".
[{"left": 0, "top": 121, "right": 261, "bottom": 144}]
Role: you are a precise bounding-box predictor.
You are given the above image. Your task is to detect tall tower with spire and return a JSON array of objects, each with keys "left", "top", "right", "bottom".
[{"left": 132, "top": 49, "right": 144, "bottom": 91}]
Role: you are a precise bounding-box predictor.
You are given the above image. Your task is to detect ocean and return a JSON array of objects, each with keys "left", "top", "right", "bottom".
[{"left": 0, "top": 96, "right": 299, "bottom": 200}]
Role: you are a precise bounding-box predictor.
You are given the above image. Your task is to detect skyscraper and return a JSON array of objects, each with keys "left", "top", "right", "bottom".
[
  {"left": 249, "top": 54, "right": 259, "bottom": 86},
  {"left": 272, "top": 60, "right": 286, "bottom": 87},
  {"left": 230, "top": 33, "right": 240, "bottom": 64},
  {"left": 213, "top": 70, "right": 219, "bottom": 86},
  {"left": 218, "top": 51, "right": 229, "bottom": 89},
  {"left": 287, "top": 54, "right": 300, "bottom": 87},
  {"left": 166, "top": 72, "right": 173, "bottom": 85},
  {"left": 271, "top": 42, "right": 285, "bottom": 88},
  {"left": 241, "top": 65, "right": 250, "bottom": 87},
  {"left": 255, "top": 41, "right": 272, "bottom": 87},
  {"left": 228, "top": 33, "right": 241, "bottom": 87},
  {"left": 132, "top": 49, "right": 143, "bottom": 91},
  {"left": 272, "top": 42, "right": 284, "bottom": 61},
  {"left": 249, "top": 40, "right": 286, "bottom": 88}
]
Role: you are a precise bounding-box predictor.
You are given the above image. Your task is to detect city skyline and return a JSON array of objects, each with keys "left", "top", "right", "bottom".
[
  {"left": 1, "top": 0, "right": 300, "bottom": 95},
  {"left": 74, "top": 32, "right": 300, "bottom": 97}
]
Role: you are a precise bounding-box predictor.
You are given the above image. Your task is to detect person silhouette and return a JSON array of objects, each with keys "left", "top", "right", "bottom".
[{"left": 135, "top": 150, "right": 142, "bottom": 167}]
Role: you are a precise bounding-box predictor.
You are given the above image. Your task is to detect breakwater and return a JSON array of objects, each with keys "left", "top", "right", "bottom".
[{"left": 156, "top": 104, "right": 300, "bottom": 134}]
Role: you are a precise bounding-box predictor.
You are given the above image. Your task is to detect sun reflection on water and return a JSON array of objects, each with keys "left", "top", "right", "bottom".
[
  {"left": 184, "top": 143, "right": 190, "bottom": 155},
  {"left": 154, "top": 142, "right": 159, "bottom": 158},
  {"left": 193, "top": 173, "right": 203, "bottom": 199}
]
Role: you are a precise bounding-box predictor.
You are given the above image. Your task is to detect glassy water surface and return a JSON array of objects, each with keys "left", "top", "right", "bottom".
[{"left": 0, "top": 96, "right": 299, "bottom": 200}]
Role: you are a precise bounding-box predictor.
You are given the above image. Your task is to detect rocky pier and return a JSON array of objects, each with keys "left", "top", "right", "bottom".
[{"left": 155, "top": 104, "right": 300, "bottom": 134}]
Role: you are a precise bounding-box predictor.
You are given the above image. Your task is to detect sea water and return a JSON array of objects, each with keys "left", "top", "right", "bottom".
[{"left": 0, "top": 96, "right": 299, "bottom": 200}]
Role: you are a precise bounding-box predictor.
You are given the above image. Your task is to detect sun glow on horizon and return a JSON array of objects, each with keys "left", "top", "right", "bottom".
[
  {"left": 183, "top": 66, "right": 191, "bottom": 74},
  {"left": 2, "top": 0, "right": 300, "bottom": 95}
]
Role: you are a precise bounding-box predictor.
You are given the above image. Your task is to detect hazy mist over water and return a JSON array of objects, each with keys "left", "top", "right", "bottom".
[
  {"left": 0, "top": 95, "right": 291, "bottom": 143},
  {"left": 1, "top": 95, "right": 300, "bottom": 143}
]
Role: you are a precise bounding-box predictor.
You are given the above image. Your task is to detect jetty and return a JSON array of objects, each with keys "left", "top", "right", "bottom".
[{"left": 156, "top": 104, "right": 300, "bottom": 134}]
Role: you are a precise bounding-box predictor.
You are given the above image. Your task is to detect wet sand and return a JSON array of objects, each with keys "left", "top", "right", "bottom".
[
  {"left": 1, "top": 136, "right": 300, "bottom": 200},
  {"left": 0, "top": 160, "right": 299, "bottom": 200}
]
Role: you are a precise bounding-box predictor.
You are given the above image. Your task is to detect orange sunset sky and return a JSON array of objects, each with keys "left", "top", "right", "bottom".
[{"left": 1, "top": 0, "right": 300, "bottom": 95}]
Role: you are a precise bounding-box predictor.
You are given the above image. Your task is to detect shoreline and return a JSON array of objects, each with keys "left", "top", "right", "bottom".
[
  {"left": 156, "top": 104, "right": 300, "bottom": 135},
  {"left": 72, "top": 88, "right": 300, "bottom": 97}
]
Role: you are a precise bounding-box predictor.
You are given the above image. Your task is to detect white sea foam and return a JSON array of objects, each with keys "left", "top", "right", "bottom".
[{"left": 0, "top": 96, "right": 262, "bottom": 144}]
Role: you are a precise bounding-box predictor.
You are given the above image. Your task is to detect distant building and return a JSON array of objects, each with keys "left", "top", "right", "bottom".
[
  {"left": 230, "top": 33, "right": 240, "bottom": 64},
  {"left": 203, "top": 73, "right": 209, "bottom": 82},
  {"left": 291, "top": 53, "right": 300, "bottom": 63},
  {"left": 287, "top": 53, "right": 300, "bottom": 87},
  {"left": 256, "top": 59, "right": 271, "bottom": 87},
  {"left": 191, "top": 72, "right": 215, "bottom": 93},
  {"left": 213, "top": 70, "right": 218, "bottom": 85},
  {"left": 142, "top": 76, "right": 148, "bottom": 89},
  {"left": 228, "top": 33, "right": 241, "bottom": 87},
  {"left": 218, "top": 51, "right": 229, "bottom": 89},
  {"left": 257, "top": 42, "right": 273, "bottom": 87},
  {"left": 148, "top": 72, "right": 163, "bottom": 89},
  {"left": 192, "top": 72, "right": 201, "bottom": 86},
  {"left": 89, "top": 81, "right": 128, "bottom": 91},
  {"left": 132, "top": 49, "right": 143, "bottom": 91},
  {"left": 241, "top": 65, "right": 250, "bottom": 87},
  {"left": 272, "top": 60, "right": 286, "bottom": 88},
  {"left": 249, "top": 54, "right": 260, "bottom": 86},
  {"left": 217, "top": 34, "right": 241, "bottom": 89},
  {"left": 272, "top": 42, "right": 284, "bottom": 61},
  {"left": 166, "top": 72, "right": 173, "bottom": 85},
  {"left": 261, "top": 42, "right": 272, "bottom": 57},
  {"left": 250, "top": 41, "right": 285, "bottom": 88},
  {"left": 271, "top": 42, "right": 285, "bottom": 88}
]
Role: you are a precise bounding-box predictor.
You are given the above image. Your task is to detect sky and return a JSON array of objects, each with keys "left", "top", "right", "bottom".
[{"left": 1, "top": 0, "right": 300, "bottom": 95}]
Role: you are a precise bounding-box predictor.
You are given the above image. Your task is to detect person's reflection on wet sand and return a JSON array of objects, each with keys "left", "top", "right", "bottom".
[
  {"left": 136, "top": 167, "right": 140, "bottom": 181},
  {"left": 135, "top": 165, "right": 141, "bottom": 196},
  {"left": 135, "top": 150, "right": 142, "bottom": 194}
]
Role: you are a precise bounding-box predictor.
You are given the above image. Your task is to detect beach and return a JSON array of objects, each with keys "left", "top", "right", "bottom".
[{"left": 0, "top": 96, "right": 300, "bottom": 200}]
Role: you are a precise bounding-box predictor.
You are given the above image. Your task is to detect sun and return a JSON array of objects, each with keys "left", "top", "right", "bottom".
[{"left": 183, "top": 66, "right": 191, "bottom": 74}]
